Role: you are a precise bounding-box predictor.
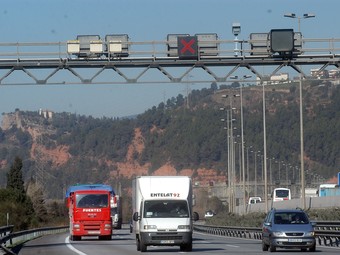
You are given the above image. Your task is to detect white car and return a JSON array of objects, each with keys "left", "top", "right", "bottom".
[{"left": 248, "top": 197, "right": 262, "bottom": 204}]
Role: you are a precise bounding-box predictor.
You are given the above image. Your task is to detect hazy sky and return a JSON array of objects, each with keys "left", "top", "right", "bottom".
[{"left": 0, "top": 0, "right": 338, "bottom": 120}]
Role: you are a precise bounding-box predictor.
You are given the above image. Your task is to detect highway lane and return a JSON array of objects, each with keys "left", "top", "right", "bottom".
[{"left": 17, "top": 226, "right": 340, "bottom": 255}]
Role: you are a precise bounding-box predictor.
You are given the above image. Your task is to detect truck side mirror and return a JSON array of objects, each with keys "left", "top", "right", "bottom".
[
  {"left": 192, "top": 212, "right": 199, "bottom": 221},
  {"left": 133, "top": 212, "right": 139, "bottom": 221}
]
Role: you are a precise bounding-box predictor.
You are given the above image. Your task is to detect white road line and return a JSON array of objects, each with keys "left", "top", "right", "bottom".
[
  {"left": 225, "top": 244, "right": 239, "bottom": 248},
  {"left": 65, "top": 236, "right": 88, "bottom": 255}
]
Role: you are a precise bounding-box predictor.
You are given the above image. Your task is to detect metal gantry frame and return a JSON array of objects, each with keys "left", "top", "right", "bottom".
[{"left": 0, "top": 37, "right": 339, "bottom": 85}]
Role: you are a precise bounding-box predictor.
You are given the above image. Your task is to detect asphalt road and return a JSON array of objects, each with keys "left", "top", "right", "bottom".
[{"left": 17, "top": 226, "right": 340, "bottom": 255}]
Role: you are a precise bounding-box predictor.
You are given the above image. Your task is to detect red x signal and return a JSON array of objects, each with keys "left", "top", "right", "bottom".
[
  {"left": 180, "top": 38, "right": 195, "bottom": 54},
  {"left": 178, "top": 36, "right": 198, "bottom": 59}
]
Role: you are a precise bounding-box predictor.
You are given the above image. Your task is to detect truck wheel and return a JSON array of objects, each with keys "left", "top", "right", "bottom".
[
  {"left": 71, "top": 235, "right": 81, "bottom": 241},
  {"left": 140, "top": 239, "right": 147, "bottom": 252}
]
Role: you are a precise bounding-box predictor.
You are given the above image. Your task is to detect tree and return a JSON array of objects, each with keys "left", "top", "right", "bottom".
[
  {"left": 6, "top": 156, "right": 25, "bottom": 196},
  {"left": 26, "top": 180, "right": 48, "bottom": 223},
  {"left": 4, "top": 156, "right": 35, "bottom": 230}
]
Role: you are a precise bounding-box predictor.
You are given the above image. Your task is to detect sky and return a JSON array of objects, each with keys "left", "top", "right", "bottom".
[{"left": 0, "top": 0, "right": 339, "bottom": 121}]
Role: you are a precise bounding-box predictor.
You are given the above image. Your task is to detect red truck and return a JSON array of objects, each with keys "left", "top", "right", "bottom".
[{"left": 66, "top": 184, "right": 115, "bottom": 240}]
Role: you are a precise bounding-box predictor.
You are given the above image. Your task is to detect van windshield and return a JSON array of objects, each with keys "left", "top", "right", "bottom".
[{"left": 144, "top": 200, "right": 189, "bottom": 218}]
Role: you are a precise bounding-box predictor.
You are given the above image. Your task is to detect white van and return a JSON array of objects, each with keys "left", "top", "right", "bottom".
[{"left": 132, "top": 176, "right": 199, "bottom": 252}]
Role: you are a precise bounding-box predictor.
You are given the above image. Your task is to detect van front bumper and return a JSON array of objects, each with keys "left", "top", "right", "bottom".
[{"left": 140, "top": 231, "right": 192, "bottom": 246}]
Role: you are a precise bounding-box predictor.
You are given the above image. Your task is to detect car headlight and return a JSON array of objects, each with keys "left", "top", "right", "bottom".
[
  {"left": 144, "top": 225, "right": 157, "bottom": 230},
  {"left": 178, "top": 225, "right": 190, "bottom": 230},
  {"left": 73, "top": 224, "right": 80, "bottom": 229},
  {"left": 305, "top": 231, "right": 315, "bottom": 237},
  {"left": 272, "top": 231, "right": 285, "bottom": 237}
]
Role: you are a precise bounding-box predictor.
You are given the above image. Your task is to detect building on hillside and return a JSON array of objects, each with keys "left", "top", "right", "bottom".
[
  {"left": 39, "top": 109, "right": 53, "bottom": 119},
  {"left": 310, "top": 68, "right": 329, "bottom": 79},
  {"left": 256, "top": 73, "right": 289, "bottom": 85}
]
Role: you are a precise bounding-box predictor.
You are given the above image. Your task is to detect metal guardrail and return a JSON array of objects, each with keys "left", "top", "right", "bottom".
[
  {"left": 0, "top": 225, "right": 68, "bottom": 255},
  {"left": 194, "top": 221, "right": 340, "bottom": 248}
]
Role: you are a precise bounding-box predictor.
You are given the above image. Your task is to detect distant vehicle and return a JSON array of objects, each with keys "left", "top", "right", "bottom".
[
  {"left": 248, "top": 197, "right": 262, "bottom": 204},
  {"left": 262, "top": 208, "right": 316, "bottom": 252},
  {"left": 204, "top": 210, "right": 215, "bottom": 218},
  {"left": 272, "top": 188, "right": 291, "bottom": 202},
  {"left": 111, "top": 194, "right": 122, "bottom": 229},
  {"left": 318, "top": 183, "right": 340, "bottom": 197}
]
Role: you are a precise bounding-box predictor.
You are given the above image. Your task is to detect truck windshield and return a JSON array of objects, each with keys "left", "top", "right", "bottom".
[
  {"left": 144, "top": 200, "right": 189, "bottom": 218},
  {"left": 76, "top": 194, "right": 108, "bottom": 208}
]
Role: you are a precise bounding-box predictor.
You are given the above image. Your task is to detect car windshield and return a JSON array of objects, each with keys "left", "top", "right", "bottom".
[
  {"left": 144, "top": 200, "right": 189, "bottom": 218},
  {"left": 274, "top": 212, "right": 309, "bottom": 224}
]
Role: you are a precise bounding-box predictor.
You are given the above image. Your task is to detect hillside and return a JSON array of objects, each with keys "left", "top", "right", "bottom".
[{"left": 0, "top": 80, "right": 339, "bottom": 200}]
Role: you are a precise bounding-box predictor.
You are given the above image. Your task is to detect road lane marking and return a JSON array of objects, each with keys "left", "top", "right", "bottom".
[
  {"left": 225, "top": 244, "right": 239, "bottom": 248},
  {"left": 65, "top": 236, "right": 88, "bottom": 255}
]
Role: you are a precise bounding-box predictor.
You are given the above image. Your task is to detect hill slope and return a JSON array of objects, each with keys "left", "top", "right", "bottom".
[{"left": 0, "top": 81, "right": 339, "bottom": 199}]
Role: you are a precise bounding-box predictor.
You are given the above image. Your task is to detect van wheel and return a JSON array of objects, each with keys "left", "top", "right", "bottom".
[
  {"left": 180, "top": 243, "right": 192, "bottom": 252},
  {"left": 140, "top": 239, "right": 147, "bottom": 252},
  {"left": 136, "top": 237, "right": 141, "bottom": 251}
]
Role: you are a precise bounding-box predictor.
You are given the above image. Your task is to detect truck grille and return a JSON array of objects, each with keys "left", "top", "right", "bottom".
[{"left": 83, "top": 221, "right": 101, "bottom": 231}]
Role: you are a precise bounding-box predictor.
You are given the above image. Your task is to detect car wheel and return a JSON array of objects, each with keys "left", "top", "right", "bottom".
[
  {"left": 262, "top": 240, "right": 269, "bottom": 251},
  {"left": 269, "top": 243, "right": 276, "bottom": 252},
  {"left": 309, "top": 244, "right": 316, "bottom": 252}
]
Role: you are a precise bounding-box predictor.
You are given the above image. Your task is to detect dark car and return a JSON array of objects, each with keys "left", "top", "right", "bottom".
[{"left": 262, "top": 208, "right": 316, "bottom": 252}]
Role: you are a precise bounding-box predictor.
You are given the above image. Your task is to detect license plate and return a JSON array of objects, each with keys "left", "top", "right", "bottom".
[
  {"left": 288, "top": 239, "right": 302, "bottom": 242},
  {"left": 160, "top": 240, "right": 175, "bottom": 244}
]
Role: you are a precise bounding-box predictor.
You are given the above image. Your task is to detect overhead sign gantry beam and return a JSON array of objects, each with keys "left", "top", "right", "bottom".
[{"left": 0, "top": 32, "right": 339, "bottom": 85}]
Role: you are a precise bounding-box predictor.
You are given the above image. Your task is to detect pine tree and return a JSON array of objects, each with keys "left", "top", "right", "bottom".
[
  {"left": 6, "top": 156, "right": 25, "bottom": 195},
  {"left": 5, "top": 156, "right": 35, "bottom": 229}
]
